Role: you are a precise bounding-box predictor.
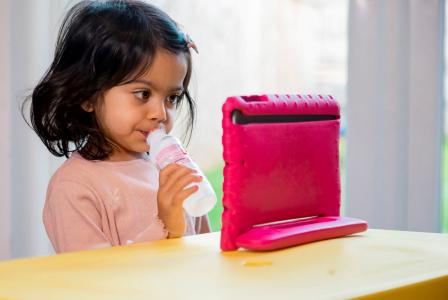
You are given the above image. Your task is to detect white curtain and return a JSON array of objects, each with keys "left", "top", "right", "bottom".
[
  {"left": 0, "top": 0, "right": 72, "bottom": 260},
  {"left": 346, "top": 0, "right": 444, "bottom": 232},
  {"left": 0, "top": 0, "right": 12, "bottom": 260}
]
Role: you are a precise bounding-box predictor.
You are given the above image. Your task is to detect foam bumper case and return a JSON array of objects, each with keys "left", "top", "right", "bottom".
[{"left": 221, "top": 94, "right": 367, "bottom": 251}]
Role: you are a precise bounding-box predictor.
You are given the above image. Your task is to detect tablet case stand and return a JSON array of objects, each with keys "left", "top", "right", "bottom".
[{"left": 220, "top": 94, "right": 368, "bottom": 251}]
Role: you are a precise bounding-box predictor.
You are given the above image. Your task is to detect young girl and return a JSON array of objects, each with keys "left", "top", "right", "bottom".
[{"left": 26, "top": 0, "right": 210, "bottom": 253}]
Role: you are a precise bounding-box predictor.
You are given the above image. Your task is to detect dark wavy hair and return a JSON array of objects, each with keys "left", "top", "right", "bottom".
[{"left": 23, "top": 0, "right": 196, "bottom": 160}]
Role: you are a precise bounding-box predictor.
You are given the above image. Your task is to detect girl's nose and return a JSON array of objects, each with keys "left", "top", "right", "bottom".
[{"left": 147, "top": 99, "right": 167, "bottom": 123}]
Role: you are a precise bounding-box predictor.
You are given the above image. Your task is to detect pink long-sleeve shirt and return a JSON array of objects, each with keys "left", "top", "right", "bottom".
[{"left": 43, "top": 152, "right": 211, "bottom": 253}]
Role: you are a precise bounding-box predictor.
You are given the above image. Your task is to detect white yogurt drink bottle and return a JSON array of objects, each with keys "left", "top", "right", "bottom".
[{"left": 147, "top": 128, "right": 217, "bottom": 217}]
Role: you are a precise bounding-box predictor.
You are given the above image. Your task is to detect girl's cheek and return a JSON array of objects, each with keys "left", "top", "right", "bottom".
[{"left": 164, "top": 109, "right": 175, "bottom": 132}]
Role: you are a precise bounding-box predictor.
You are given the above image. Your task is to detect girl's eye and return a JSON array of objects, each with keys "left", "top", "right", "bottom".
[
  {"left": 133, "top": 90, "right": 151, "bottom": 101},
  {"left": 166, "top": 93, "right": 183, "bottom": 105}
]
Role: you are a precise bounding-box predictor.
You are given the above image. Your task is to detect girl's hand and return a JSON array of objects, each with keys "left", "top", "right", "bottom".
[{"left": 157, "top": 163, "right": 202, "bottom": 238}]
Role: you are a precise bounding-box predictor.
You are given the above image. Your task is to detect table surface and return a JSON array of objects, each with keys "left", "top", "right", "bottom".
[{"left": 0, "top": 229, "right": 447, "bottom": 300}]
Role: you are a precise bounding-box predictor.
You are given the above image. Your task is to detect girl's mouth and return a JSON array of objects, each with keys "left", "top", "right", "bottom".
[{"left": 139, "top": 131, "right": 150, "bottom": 138}]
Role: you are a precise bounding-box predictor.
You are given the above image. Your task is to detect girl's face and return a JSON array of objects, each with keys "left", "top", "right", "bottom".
[{"left": 91, "top": 49, "right": 188, "bottom": 161}]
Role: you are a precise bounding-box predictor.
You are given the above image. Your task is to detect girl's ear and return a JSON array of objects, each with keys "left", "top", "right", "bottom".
[{"left": 81, "top": 101, "right": 94, "bottom": 112}]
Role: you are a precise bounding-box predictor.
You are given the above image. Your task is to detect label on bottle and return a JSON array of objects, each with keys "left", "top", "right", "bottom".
[{"left": 155, "top": 143, "right": 191, "bottom": 169}]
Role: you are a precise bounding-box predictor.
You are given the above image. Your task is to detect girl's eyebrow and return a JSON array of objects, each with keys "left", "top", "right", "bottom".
[{"left": 129, "top": 79, "right": 183, "bottom": 92}]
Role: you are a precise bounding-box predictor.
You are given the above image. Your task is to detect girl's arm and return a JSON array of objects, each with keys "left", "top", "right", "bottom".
[{"left": 43, "top": 180, "right": 112, "bottom": 253}]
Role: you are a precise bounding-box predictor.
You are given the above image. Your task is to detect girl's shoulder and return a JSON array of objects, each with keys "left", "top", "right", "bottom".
[
  {"left": 48, "top": 152, "right": 106, "bottom": 188},
  {"left": 49, "top": 152, "right": 158, "bottom": 189}
]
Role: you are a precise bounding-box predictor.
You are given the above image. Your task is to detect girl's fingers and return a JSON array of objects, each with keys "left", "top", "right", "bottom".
[
  {"left": 163, "top": 167, "right": 195, "bottom": 191},
  {"left": 159, "top": 164, "right": 195, "bottom": 187},
  {"left": 175, "top": 185, "right": 199, "bottom": 205},
  {"left": 171, "top": 173, "right": 202, "bottom": 194},
  {"left": 158, "top": 164, "right": 201, "bottom": 208},
  {"left": 158, "top": 163, "right": 180, "bottom": 186}
]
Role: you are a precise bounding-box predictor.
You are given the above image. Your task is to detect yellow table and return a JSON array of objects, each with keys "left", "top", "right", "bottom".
[{"left": 0, "top": 229, "right": 447, "bottom": 300}]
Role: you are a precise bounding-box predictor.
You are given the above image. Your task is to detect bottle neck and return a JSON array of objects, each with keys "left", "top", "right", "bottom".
[{"left": 147, "top": 128, "right": 167, "bottom": 146}]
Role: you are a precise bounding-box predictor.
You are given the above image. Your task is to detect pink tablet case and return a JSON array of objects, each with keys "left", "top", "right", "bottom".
[{"left": 220, "top": 94, "right": 367, "bottom": 251}]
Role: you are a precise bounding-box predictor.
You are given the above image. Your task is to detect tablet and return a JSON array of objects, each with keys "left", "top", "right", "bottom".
[{"left": 220, "top": 94, "right": 367, "bottom": 251}]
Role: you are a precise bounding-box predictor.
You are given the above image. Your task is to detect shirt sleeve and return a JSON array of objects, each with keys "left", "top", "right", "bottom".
[
  {"left": 43, "top": 180, "right": 112, "bottom": 253},
  {"left": 131, "top": 217, "right": 168, "bottom": 243}
]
